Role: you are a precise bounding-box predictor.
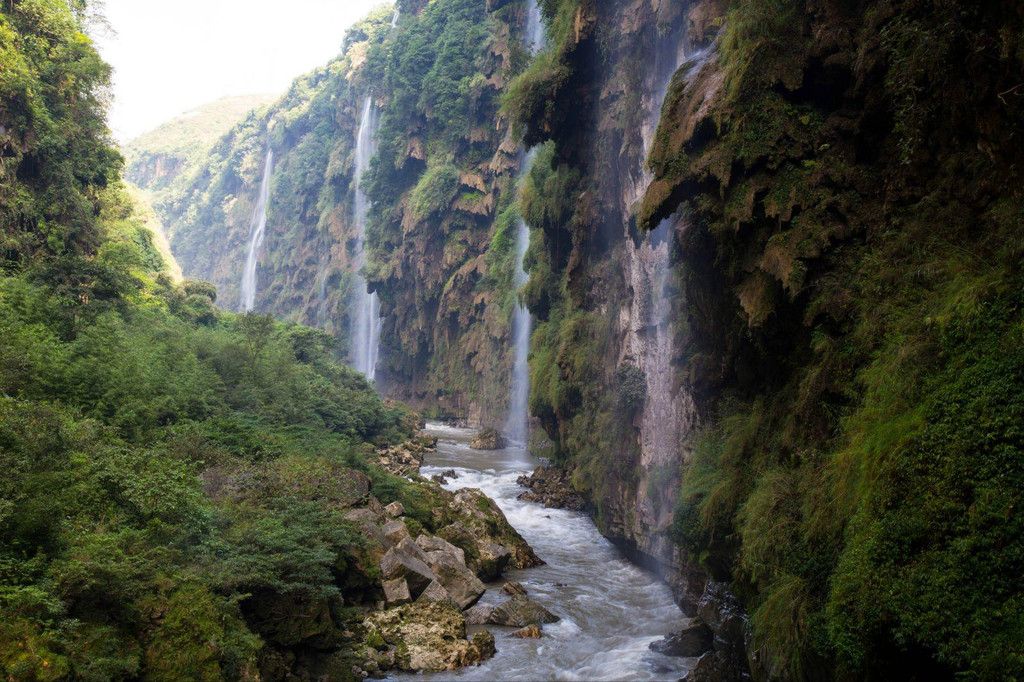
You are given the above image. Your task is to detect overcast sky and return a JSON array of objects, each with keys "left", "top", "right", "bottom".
[{"left": 94, "top": 0, "right": 389, "bottom": 142}]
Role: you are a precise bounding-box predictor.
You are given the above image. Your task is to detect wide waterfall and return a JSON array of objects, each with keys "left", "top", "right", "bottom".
[
  {"left": 350, "top": 96, "right": 382, "bottom": 381},
  {"left": 240, "top": 149, "right": 273, "bottom": 312}
]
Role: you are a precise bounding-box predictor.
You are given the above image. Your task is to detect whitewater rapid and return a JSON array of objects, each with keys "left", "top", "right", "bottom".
[{"left": 410, "top": 423, "right": 694, "bottom": 681}]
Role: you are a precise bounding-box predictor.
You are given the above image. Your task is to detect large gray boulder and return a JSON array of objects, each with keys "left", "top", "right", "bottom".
[
  {"left": 464, "top": 603, "right": 495, "bottom": 625},
  {"left": 416, "top": 534, "right": 466, "bottom": 565},
  {"left": 382, "top": 577, "right": 412, "bottom": 606},
  {"left": 425, "top": 551, "right": 486, "bottom": 609},
  {"left": 382, "top": 519, "right": 411, "bottom": 546},
  {"left": 488, "top": 595, "right": 559, "bottom": 627},
  {"left": 380, "top": 545, "right": 436, "bottom": 597}
]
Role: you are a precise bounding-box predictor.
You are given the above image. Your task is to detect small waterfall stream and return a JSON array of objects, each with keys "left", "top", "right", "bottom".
[
  {"left": 240, "top": 149, "right": 273, "bottom": 312},
  {"left": 351, "top": 96, "right": 382, "bottom": 381},
  {"left": 525, "top": 0, "right": 545, "bottom": 54},
  {"left": 412, "top": 424, "right": 693, "bottom": 681}
]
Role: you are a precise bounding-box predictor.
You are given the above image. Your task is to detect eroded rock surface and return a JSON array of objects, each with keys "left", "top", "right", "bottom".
[{"left": 517, "top": 466, "right": 587, "bottom": 511}]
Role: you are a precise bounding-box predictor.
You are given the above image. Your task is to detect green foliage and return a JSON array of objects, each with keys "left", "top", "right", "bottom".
[
  {"left": 408, "top": 162, "right": 459, "bottom": 222},
  {"left": 0, "top": 0, "right": 121, "bottom": 264}
]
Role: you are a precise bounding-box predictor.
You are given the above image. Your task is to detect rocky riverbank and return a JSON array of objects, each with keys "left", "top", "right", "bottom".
[{"left": 243, "top": 433, "right": 555, "bottom": 679}]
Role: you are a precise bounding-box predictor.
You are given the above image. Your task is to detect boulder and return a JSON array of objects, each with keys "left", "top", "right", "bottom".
[
  {"left": 417, "top": 580, "right": 455, "bottom": 605},
  {"left": 380, "top": 546, "right": 436, "bottom": 597},
  {"left": 488, "top": 595, "right": 559, "bottom": 627},
  {"left": 464, "top": 603, "right": 495, "bottom": 625},
  {"left": 470, "top": 428, "right": 507, "bottom": 450},
  {"left": 396, "top": 537, "right": 431, "bottom": 564},
  {"left": 382, "top": 578, "right": 412, "bottom": 606},
  {"left": 382, "top": 519, "right": 410, "bottom": 546},
  {"left": 681, "top": 651, "right": 720, "bottom": 682},
  {"left": 649, "top": 617, "right": 713, "bottom": 657},
  {"left": 416, "top": 534, "right": 466, "bottom": 565},
  {"left": 425, "top": 551, "right": 486, "bottom": 609},
  {"left": 358, "top": 601, "right": 494, "bottom": 672},
  {"left": 343, "top": 508, "right": 379, "bottom": 525},
  {"left": 511, "top": 624, "right": 542, "bottom": 639},
  {"left": 384, "top": 501, "right": 405, "bottom": 518},
  {"left": 478, "top": 542, "right": 512, "bottom": 581},
  {"left": 501, "top": 581, "right": 528, "bottom": 596}
]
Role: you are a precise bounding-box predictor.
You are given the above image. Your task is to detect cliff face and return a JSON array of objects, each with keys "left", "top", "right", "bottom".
[
  {"left": 154, "top": 1, "right": 535, "bottom": 425},
  {"left": 510, "top": 0, "right": 725, "bottom": 596},
  {"left": 514, "top": 0, "right": 1024, "bottom": 679}
]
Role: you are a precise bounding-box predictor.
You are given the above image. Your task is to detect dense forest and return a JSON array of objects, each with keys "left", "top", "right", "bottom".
[{"left": 5, "top": 0, "right": 1024, "bottom": 679}]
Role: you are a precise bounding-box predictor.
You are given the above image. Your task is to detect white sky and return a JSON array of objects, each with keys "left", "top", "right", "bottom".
[{"left": 94, "top": 0, "right": 390, "bottom": 142}]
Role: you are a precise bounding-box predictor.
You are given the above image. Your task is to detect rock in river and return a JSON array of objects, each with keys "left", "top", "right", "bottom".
[{"left": 489, "top": 595, "right": 559, "bottom": 627}]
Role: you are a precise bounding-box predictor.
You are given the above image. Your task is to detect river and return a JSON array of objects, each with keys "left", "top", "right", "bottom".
[{"left": 406, "top": 423, "right": 694, "bottom": 681}]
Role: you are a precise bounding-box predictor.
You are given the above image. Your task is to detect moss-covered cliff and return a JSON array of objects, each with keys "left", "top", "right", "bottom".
[{"left": 511, "top": 0, "right": 1024, "bottom": 679}]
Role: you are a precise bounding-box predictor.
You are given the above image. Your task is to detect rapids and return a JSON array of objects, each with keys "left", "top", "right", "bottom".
[{"left": 408, "top": 423, "right": 695, "bottom": 681}]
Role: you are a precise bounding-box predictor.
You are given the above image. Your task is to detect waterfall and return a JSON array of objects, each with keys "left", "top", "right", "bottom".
[
  {"left": 502, "top": 3, "right": 546, "bottom": 444},
  {"left": 390, "top": 6, "right": 399, "bottom": 28},
  {"left": 240, "top": 149, "right": 273, "bottom": 312},
  {"left": 504, "top": 209, "right": 533, "bottom": 445},
  {"left": 525, "top": 0, "right": 545, "bottom": 54},
  {"left": 350, "top": 96, "right": 382, "bottom": 381}
]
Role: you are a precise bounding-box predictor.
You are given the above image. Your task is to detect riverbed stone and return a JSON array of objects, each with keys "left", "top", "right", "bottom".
[
  {"left": 416, "top": 534, "right": 466, "bottom": 564},
  {"left": 649, "top": 617, "right": 713, "bottom": 657},
  {"left": 501, "top": 581, "right": 528, "bottom": 596},
  {"left": 464, "top": 603, "right": 495, "bottom": 625},
  {"left": 425, "top": 552, "right": 486, "bottom": 609},
  {"left": 489, "top": 595, "right": 559, "bottom": 627},
  {"left": 510, "top": 624, "right": 542, "bottom": 639},
  {"left": 382, "top": 577, "right": 412, "bottom": 606},
  {"left": 470, "top": 428, "right": 507, "bottom": 450}
]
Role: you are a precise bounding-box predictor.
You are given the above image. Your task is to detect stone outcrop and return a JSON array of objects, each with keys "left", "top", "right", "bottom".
[
  {"left": 377, "top": 436, "right": 437, "bottom": 476},
  {"left": 649, "top": 617, "right": 714, "bottom": 657},
  {"left": 356, "top": 601, "right": 495, "bottom": 673},
  {"left": 470, "top": 428, "right": 507, "bottom": 450},
  {"left": 516, "top": 466, "right": 586, "bottom": 511},
  {"left": 488, "top": 595, "right": 559, "bottom": 627}
]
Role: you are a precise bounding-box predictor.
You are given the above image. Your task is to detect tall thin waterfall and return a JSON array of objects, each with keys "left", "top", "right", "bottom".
[
  {"left": 622, "top": 21, "right": 702, "bottom": 529},
  {"left": 525, "top": 0, "right": 545, "bottom": 54},
  {"left": 504, "top": 201, "right": 533, "bottom": 444},
  {"left": 503, "top": 3, "right": 546, "bottom": 444},
  {"left": 240, "top": 149, "right": 273, "bottom": 312},
  {"left": 350, "top": 96, "right": 382, "bottom": 381}
]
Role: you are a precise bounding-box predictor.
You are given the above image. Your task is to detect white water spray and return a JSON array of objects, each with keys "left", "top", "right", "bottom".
[
  {"left": 350, "top": 96, "right": 382, "bottom": 381},
  {"left": 240, "top": 149, "right": 273, "bottom": 312}
]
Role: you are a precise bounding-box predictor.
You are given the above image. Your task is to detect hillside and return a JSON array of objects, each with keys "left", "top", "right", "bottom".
[{"left": 123, "top": 94, "right": 276, "bottom": 198}]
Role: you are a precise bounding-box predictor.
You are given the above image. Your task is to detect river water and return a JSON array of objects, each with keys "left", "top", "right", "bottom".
[{"left": 410, "top": 423, "right": 693, "bottom": 681}]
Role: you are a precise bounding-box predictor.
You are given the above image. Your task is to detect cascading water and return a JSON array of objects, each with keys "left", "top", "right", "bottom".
[
  {"left": 350, "top": 96, "right": 382, "bottom": 381},
  {"left": 240, "top": 149, "right": 273, "bottom": 312}
]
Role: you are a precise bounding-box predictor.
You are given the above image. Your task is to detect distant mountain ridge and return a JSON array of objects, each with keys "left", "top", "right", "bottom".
[{"left": 123, "top": 94, "right": 276, "bottom": 197}]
